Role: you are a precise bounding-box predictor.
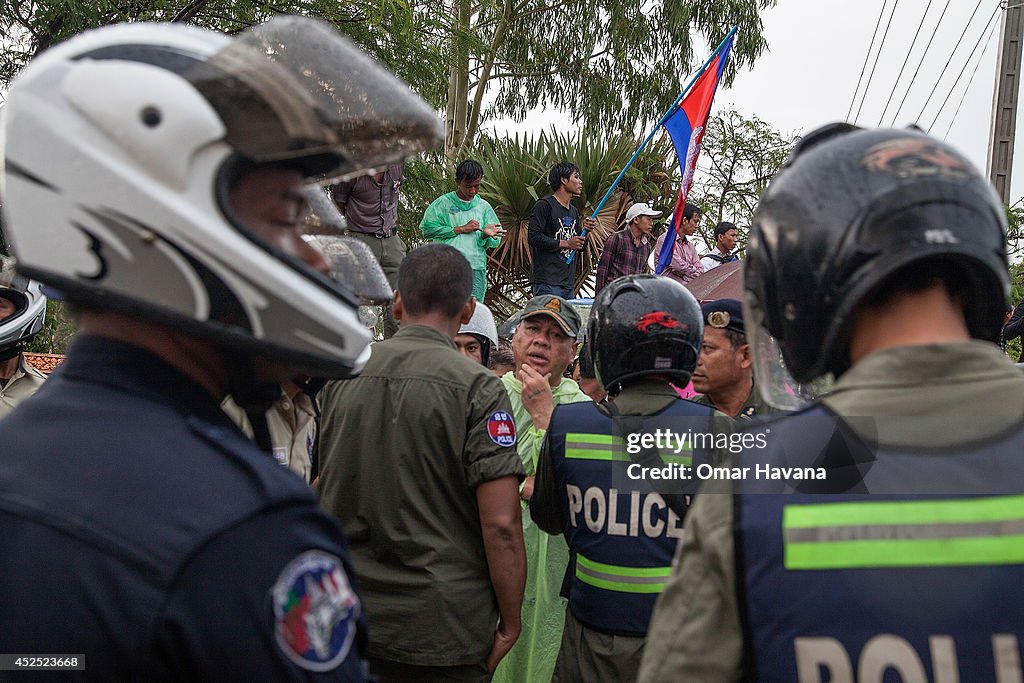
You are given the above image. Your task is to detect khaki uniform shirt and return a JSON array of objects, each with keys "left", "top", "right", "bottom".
[
  {"left": 0, "top": 356, "right": 47, "bottom": 417},
  {"left": 691, "top": 378, "right": 774, "bottom": 419},
  {"left": 638, "top": 341, "right": 1024, "bottom": 682},
  {"left": 222, "top": 391, "right": 316, "bottom": 483},
  {"left": 316, "top": 325, "right": 525, "bottom": 666}
]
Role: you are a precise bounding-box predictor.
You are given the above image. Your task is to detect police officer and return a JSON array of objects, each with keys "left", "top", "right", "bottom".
[
  {"left": 317, "top": 244, "right": 526, "bottom": 682},
  {"left": 455, "top": 299, "right": 499, "bottom": 366},
  {"left": 0, "top": 16, "right": 442, "bottom": 679},
  {"left": 530, "top": 274, "right": 717, "bottom": 682},
  {"left": 640, "top": 124, "right": 1024, "bottom": 681},
  {"left": 0, "top": 257, "right": 47, "bottom": 416},
  {"left": 690, "top": 299, "right": 772, "bottom": 418}
]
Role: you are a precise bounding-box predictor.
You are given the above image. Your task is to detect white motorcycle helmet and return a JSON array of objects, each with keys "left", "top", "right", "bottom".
[
  {"left": 0, "top": 16, "right": 443, "bottom": 378},
  {"left": 458, "top": 301, "right": 499, "bottom": 366},
  {"left": 0, "top": 256, "right": 47, "bottom": 361}
]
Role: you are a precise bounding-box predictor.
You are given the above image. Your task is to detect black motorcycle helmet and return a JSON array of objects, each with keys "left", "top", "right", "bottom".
[
  {"left": 589, "top": 274, "right": 703, "bottom": 394},
  {"left": 745, "top": 123, "right": 1009, "bottom": 406}
]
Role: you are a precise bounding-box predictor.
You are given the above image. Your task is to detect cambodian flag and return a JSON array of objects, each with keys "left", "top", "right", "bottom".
[{"left": 655, "top": 30, "right": 735, "bottom": 275}]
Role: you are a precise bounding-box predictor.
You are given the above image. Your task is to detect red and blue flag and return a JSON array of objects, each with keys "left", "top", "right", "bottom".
[{"left": 655, "top": 31, "right": 735, "bottom": 274}]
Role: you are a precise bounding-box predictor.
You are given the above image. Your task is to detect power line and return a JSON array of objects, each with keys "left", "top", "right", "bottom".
[
  {"left": 846, "top": 0, "right": 891, "bottom": 122},
  {"left": 878, "top": 0, "right": 936, "bottom": 125},
  {"left": 915, "top": 0, "right": 989, "bottom": 123},
  {"left": 854, "top": 0, "right": 902, "bottom": 125},
  {"left": 928, "top": 2, "right": 1001, "bottom": 131},
  {"left": 889, "top": 0, "right": 954, "bottom": 125},
  {"left": 942, "top": 17, "right": 1000, "bottom": 138}
]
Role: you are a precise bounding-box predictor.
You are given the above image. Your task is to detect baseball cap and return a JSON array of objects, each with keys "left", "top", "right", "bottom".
[
  {"left": 701, "top": 298, "right": 744, "bottom": 335},
  {"left": 624, "top": 202, "right": 663, "bottom": 224},
  {"left": 510, "top": 295, "right": 582, "bottom": 338}
]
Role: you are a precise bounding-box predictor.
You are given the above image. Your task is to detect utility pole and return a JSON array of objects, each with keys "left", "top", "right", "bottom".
[{"left": 988, "top": 0, "right": 1024, "bottom": 203}]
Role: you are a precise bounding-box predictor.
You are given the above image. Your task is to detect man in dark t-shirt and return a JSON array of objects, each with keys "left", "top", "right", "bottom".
[{"left": 528, "top": 162, "right": 595, "bottom": 297}]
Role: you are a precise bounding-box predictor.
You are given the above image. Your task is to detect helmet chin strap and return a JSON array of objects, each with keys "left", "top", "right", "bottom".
[
  {"left": 225, "top": 352, "right": 282, "bottom": 455},
  {"left": 0, "top": 343, "right": 25, "bottom": 363}
]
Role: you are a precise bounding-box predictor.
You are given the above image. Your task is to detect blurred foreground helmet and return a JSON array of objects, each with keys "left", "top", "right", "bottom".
[
  {"left": 745, "top": 124, "right": 1009, "bottom": 409},
  {"left": 0, "top": 16, "right": 443, "bottom": 378},
  {"left": 0, "top": 256, "right": 47, "bottom": 360},
  {"left": 589, "top": 275, "right": 702, "bottom": 392}
]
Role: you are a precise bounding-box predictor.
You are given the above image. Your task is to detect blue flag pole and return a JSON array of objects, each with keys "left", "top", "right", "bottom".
[{"left": 566, "top": 25, "right": 738, "bottom": 266}]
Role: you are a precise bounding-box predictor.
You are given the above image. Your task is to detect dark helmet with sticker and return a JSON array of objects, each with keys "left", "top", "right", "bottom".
[
  {"left": 744, "top": 124, "right": 1009, "bottom": 405},
  {"left": 588, "top": 274, "right": 703, "bottom": 393}
]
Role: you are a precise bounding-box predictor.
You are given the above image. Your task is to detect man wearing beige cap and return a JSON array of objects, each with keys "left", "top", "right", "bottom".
[
  {"left": 495, "top": 294, "right": 589, "bottom": 683},
  {"left": 595, "top": 202, "right": 662, "bottom": 293}
]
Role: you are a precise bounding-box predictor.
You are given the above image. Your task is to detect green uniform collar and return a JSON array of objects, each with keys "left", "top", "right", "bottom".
[
  {"left": 392, "top": 324, "right": 458, "bottom": 349},
  {"left": 692, "top": 378, "right": 769, "bottom": 418},
  {"left": 822, "top": 340, "right": 1024, "bottom": 447},
  {"left": 611, "top": 378, "right": 680, "bottom": 415}
]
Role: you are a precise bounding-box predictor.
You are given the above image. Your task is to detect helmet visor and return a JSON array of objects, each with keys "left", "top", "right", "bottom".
[
  {"left": 188, "top": 16, "right": 444, "bottom": 181},
  {"left": 743, "top": 296, "right": 833, "bottom": 411},
  {"left": 301, "top": 188, "right": 393, "bottom": 305}
]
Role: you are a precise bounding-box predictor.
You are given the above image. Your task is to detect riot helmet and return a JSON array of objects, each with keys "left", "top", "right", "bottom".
[
  {"left": 589, "top": 274, "right": 703, "bottom": 394},
  {"left": 0, "top": 17, "right": 444, "bottom": 379},
  {"left": 745, "top": 124, "right": 1009, "bottom": 409},
  {"left": 0, "top": 256, "right": 46, "bottom": 362},
  {"left": 458, "top": 301, "right": 499, "bottom": 366}
]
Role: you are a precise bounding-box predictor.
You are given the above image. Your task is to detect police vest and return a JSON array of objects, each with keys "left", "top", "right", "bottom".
[
  {"left": 735, "top": 404, "right": 1024, "bottom": 682},
  {"left": 548, "top": 398, "right": 715, "bottom": 636}
]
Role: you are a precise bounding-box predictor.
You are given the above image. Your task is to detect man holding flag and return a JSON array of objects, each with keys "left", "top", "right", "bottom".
[
  {"left": 652, "top": 203, "right": 705, "bottom": 285},
  {"left": 652, "top": 30, "right": 735, "bottom": 285}
]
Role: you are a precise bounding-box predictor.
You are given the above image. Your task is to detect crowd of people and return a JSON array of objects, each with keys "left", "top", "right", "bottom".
[{"left": 1, "top": 14, "right": 1024, "bottom": 683}]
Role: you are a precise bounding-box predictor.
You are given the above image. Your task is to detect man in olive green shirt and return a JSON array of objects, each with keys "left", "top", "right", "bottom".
[
  {"left": 640, "top": 124, "right": 1024, "bottom": 682},
  {"left": 317, "top": 244, "right": 526, "bottom": 682}
]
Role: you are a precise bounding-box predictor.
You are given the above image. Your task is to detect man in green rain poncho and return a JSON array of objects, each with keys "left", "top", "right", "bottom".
[
  {"left": 420, "top": 159, "right": 505, "bottom": 302},
  {"left": 495, "top": 296, "right": 590, "bottom": 683}
]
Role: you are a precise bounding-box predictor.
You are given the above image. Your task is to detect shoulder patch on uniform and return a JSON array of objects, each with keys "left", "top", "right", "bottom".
[
  {"left": 487, "top": 410, "right": 517, "bottom": 447},
  {"left": 272, "top": 550, "right": 359, "bottom": 672}
]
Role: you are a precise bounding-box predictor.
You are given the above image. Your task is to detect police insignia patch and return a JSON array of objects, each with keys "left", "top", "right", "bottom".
[
  {"left": 487, "top": 410, "right": 517, "bottom": 447},
  {"left": 272, "top": 550, "right": 359, "bottom": 672},
  {"left": 707, "top": 311, "right": 730, "bottom": 328}
]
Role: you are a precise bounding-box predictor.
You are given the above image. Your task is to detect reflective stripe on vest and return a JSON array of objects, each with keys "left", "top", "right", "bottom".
[
  {"left": 575, "top": 552, "right": 672, "bottom": 594},
  {"left": 564, "top": 433, "right": 693, "bottom": 467},
  {"left": 783, "top": 494, "right": 1024, "bottom": 570},
  {"left": 549, "top": 399, "right": 715, "bottom": 636},
  {"left": 737, "top": 403, "right": 1024, "bottom": 681}
]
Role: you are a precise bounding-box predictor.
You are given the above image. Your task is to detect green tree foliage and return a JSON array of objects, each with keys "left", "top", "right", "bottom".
[
  {"left": 2, "top": 1, "right": 775, "bottom": 154},
  {"left": 445, "top": 0, "right": 775, "bottom": 152},
  {"left": 26, "top": 299, "right": 76, "bottom": 355},
  {"left": 411, "top": 128, "right": 679, "bottom": 320},
  {"left": 1006, "top": 201, "right": 1024, "bottom": 261},
  {"left": 0, "top": 0, "right": 448, "bottom": 105},
  {"left": 687, "top": 108, "right": 796, "bottom": 253}
]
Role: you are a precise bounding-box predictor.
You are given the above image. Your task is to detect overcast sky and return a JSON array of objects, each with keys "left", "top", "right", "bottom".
[
  {"left": 498, "top": 0, "right": 1021, "bottom": 201},
  {"left": 720, "top": 0, "right": 1017, "bottom": 195}
]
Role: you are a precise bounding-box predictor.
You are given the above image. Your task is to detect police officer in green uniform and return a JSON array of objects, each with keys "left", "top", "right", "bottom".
[
  {"left": 531, "top": 274, "right": 717, "bottom": 682},
  {"left": 689, "top": 299, "right": 772, "bottom": 418},
  {"left": 317, "top": 243, "right": 527, "bottom": 682},
  {"left": 639, "top": 124, "right": 1024, "bottom": 681}
]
